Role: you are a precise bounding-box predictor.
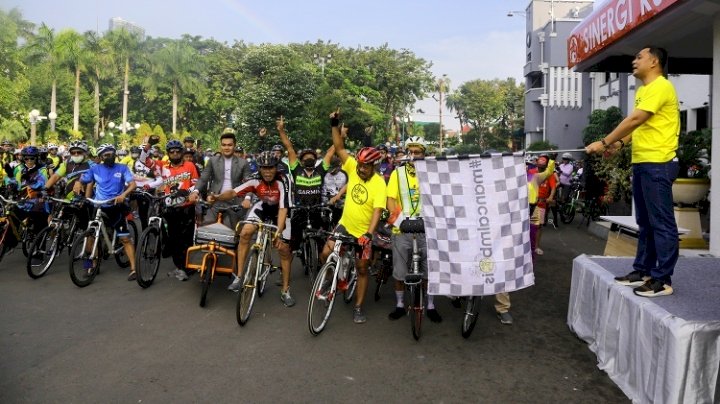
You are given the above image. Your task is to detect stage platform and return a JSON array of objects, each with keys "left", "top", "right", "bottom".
[{"left": 568, "top": 255, "right": 720, "bottom": 404}]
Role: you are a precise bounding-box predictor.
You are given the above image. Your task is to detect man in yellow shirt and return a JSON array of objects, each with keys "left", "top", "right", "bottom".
[
  {"left": 586, "top": 46, "right": 679, "bottom": 297},
  {"left": 320, "top": 111, "right": 386, "bottom": 324}
]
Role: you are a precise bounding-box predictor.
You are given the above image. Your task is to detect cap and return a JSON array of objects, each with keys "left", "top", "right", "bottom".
[{"left": 222, "top": 127, "right": 235, "bottom": 135}]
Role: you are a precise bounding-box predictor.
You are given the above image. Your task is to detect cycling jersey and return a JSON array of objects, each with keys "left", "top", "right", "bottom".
[
  {"left": 288, "top": 159, "right": 328, "bottom": 207},
  {"left": 233, "top": 173, "right": 289, "bottom": 211},
  {"left": 53, "top": 160, "right": 94, "bottom": 199},
  {"left": 80, "top": 163, "right": 134, "bottom": 201},
  {"left": 15, "top": 164, "right": 48, "bottom": 199},
  {"left": 47, "top": 154, "right": 61, "bottom": 170},
  {"left": 161, "top": 161, "right": 199, "bottom": 194}
]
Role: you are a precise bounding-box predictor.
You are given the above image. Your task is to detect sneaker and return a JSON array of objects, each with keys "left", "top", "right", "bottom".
[
  {"left": 534, "top": 248, "right": 544, "bottom": 256},
  {"left": 615, "top": 270, "right": 651, "bottom": 287},
  {"left": 633, "top": 279, "right": 673, "bottom": 297},
  {"left": 388, "top": 307, "right": 406, "bottom": 320},
  {"left": 497, "top": 311, "right": 513, "bottom": 325},
  {"left": 127, "top": 271, "right": 137, "bottom": 281},
  {"left": 353, "top": 306, "right": 367, "bottom": 324},
  {"left": 280, "top": 289, "right": 296, "bottom": 307},
  {"left": 175, "top": 269, "right": 189, "bottom": 281},
  {"left": 227, "top": 274, "right": 242, "bottom": 292},
  {"left": 426, "top": 308, "right": 443, "bottom": 323}
]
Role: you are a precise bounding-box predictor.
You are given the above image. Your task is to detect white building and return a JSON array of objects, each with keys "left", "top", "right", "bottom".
[{"left": 108, "top": 17, "right": 145, "bottom": 39}]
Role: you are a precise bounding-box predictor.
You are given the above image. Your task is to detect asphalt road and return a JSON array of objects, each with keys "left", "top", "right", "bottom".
[{"left": 0, "top": 221, "right": 628, "bottom": 403}]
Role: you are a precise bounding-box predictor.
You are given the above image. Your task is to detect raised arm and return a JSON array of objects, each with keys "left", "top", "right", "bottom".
[
  {"left": 277, "top": 116, "right": 297, "bottom": 167},
  {"left": 330, "top": 110, "right": 349, "bottom": 163}
]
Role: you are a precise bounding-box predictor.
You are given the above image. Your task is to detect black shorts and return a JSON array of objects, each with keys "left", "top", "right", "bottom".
[{"left": 100, "top": 204, "right": 130, "bottom": 236}]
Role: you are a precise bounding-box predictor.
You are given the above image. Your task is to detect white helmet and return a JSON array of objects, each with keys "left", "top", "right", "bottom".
[
  {"left": 47, "top": 143, "right": 58, "bottom": 150},
  {"left": 404, "top": 136, "right": 426, "bottom": 150},
  {"left": 561, "top": 152, "right": 573, "bottom": 160}
]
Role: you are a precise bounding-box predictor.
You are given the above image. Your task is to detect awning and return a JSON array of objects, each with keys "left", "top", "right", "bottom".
[{"left": 567, "top": 0, "right": 719, "bottom": 73}]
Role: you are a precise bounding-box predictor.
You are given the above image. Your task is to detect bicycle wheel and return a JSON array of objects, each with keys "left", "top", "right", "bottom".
[
  {"left": 373, "top": 252, "right": 392, "bottom": 302},
  {"left": 135, "top": 226, "right": 161, "bottom": 288},
  {"left": 21, "top": 223, "right": 33, "bottom": 258},
  {"left": 27, "top": 225, "right": 60, "bottom": 279},
  {"left": 343, "top": 265, "right": 358, "bottom": 304},
  {"left": 0, "top": 221, "right": 10, "bottom": 264},
  {"left": 303, "top": 237, "right": 321, "bottom": 283},
  {"left": 308, "top": 260, "right": 338, "bottom": 335},
  {"left": 560, "top": 202, "right": 576, "bottom": 224},
  {"left": 237, "top": 249, "right": 259, "bottom": 326},
  {"left": 408, "top": 284, "right": 423, "bottom": 341},
  {"left": 114, "top": 220, "right": 138, "bottom": 268},
  {"left": 199, "top": 254, "right": 215, "bottom": 307},
  {"left": 257, "top": 246, "right": 270, "bottom": 297},
  {"left": 69, "top": 230, "right": 102, "bottom": 287},
  {"left": 461, "top": 296, "right": 481, "bottom": 339}
]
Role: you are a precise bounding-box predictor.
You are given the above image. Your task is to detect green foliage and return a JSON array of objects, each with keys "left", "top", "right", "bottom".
[
  {"left": 67, "top": 129, "right": 83, "bottom": 141},
  {"left": 0, "top": 119, "right": 27, "bottom": 143},
  {"left": 677, "top": 128, "right": 712, "bottom": 178},
  {"left": 582, "top": 106, "right": 624, "bottom": 145},
  {"left": 526, "top": 141, "right": 558, "bottom": 151}
]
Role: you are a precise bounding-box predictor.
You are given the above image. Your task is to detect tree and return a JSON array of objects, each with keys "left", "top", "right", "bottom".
[
  {"left": 582, "top": 106, "right": 624, "bottom": 145},
  {"left": 105, "top": 28, "right": 140, "bottom": 135},
  {"left": 145, "top": 40, "right": 207, "bottom": 135},
  {"left": 56, "top": 29, "right": 85, "bottom": 132},
  {"left": 83, "top": 31, "right": 112, "bottom": 140},
  {"left": 27, "top": 23, "right": 62, "bottom": 132}
]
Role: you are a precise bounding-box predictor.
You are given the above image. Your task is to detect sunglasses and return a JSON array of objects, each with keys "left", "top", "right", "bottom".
[
  {"left": 70, "top": 150, "right": 84, "bottom": 156},
  {"left": 168, "top": 149, "right": 183, "bottom": 154},
  {"left": 23, "top": 156, "right": 37, "bottom": 161}
]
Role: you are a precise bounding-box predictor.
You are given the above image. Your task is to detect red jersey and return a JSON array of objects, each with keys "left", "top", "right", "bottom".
[
  {"left": 161, "top": 161, "right": 199, "bottom": 194},
  {"left": 537, "top": 172, "right": 558, "bottom": 200},
  {"left": 233, "top": 175, "right": 288, "bottom": 209}
]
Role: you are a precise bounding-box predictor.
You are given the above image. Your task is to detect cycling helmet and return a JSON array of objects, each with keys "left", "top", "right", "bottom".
[
  {"left": 47, "top": 143, "right": 58, "bottom": 150},
  {"left": 13, "top": 148, "right": 21, "bottom": 155},
  {"left": 130, "top": 146, "right": 141, "bottom": 154},
  {"left": 404, "top": 136, "right": 427, "bottom": 150},
  {"left": 165, "top": 139, "right": 183, "bottom": 152},
  {"left": 356, "top": 147, "right": 382, "bottom": 165},
  {"left": 271, "top": 144, "right": 284, "bottom": 152},
  {"left": 21, "top": 146, "right": 39, "bottom": 157},
  {"left": 1, "top": 140, "right": 11, "bottom": 146},
  {"left": 376, "top": 144, "right": 388, "bottom": 152},
  {"left": 38, "top": 146, "right": 47, "bottom": 154},
  {"left": 183, "top": 136, "right": 194, "bottom": 143},
  {"left": 117, "top": 149, "right": 128, "bottom": 157},
  {"left": 256, "top": 151, "right": 279, "bottom": 167},
  {"left": 183, "top": 147, "right": 196, "bottom": 156},
  {"left": 561, "top": 152, "right": 573, "bottom": 160},
  {"left": 96, "top": 143, "right": 116, "bottom": 156},
  {"left": 68, "top": 140, "right": 88, "bottom": 152},
  {"left": 298, "top": 148, "right": 317, "bottom": 159}
]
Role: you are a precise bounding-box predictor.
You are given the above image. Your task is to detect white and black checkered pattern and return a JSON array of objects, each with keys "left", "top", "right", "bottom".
[{"left": 415, "top": 153, "right": 534, "bottom": 296}]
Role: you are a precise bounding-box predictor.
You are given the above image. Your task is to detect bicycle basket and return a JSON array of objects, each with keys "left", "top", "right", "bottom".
[
  {"left": 194, "top": 222, "right": 238, "bottom": 248},
  {"left": 399, "top": 217, "right": 425, "bottom": 234}
]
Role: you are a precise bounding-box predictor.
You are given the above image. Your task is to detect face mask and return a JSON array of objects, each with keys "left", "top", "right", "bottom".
[
  {"left": 71, "top": 155, "right": 84, "bottom": 163},
  {"left": 247, "top": 158, "right": 253, "bottom": 163},
  {"left": 131, "top": 153, "right": 139, "bottom": 159},
  {"left": 169, "top": 157, "right": 182, "bottom": 165},
  {"left": 303, "top": 159, "right": 316, "bottom": 168},
  {"left": 103, "top": 156, "right": 115, "bottom": 167}
]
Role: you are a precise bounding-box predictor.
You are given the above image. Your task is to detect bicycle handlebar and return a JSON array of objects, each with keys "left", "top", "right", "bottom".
[
  {"left": 0, "top": 195, "right": 21, "bottom": 205},
  {"left": 315, "top": 229, "right": 359, "bottom": 247},
  {"left": 86, "top": 197, "right": 116, "bottom": 206},
  {"left": 239, "top": 219, "right": 279, "bottom": 232}
]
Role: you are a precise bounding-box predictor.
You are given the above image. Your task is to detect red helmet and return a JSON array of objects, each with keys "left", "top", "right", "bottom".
[{"left": 356, "top": 147, "right": 382, "bottom": 165}]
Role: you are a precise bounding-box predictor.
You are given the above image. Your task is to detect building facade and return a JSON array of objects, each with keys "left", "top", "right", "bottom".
[{"left": 108, "top": 17, "right": 145, "bottom": 38}]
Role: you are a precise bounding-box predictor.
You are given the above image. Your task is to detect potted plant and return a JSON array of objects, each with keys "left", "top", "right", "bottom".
[{"left": 674, "top": 128, "right": 711, "bottom": 205}]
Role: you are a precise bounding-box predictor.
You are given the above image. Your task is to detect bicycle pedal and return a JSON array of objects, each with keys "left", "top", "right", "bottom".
[{"left": 404, "top": 274, "right": 422, "bottom": 284}]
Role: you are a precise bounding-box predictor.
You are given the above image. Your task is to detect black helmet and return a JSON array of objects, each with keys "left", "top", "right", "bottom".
[
  {"left": 183, "top": 147, "right": 196, "bottom": 156},
  {"left": 298, "top": 148, "right": 317, "bottom": 159},
  {"left": 271, "top": 144, "right": 284, "bottom": 152},
  {"left": 130, "top": 146, "right": 141, "bottom": 154},
  {"left": 183, "top": 136, "right": 194, "bottom": 143},
  {"left": 234, "top": 145, "right": 244, "bottom": 153},
  {"left": 256, "top": 151, "right": 279, "bottom": 167},
  {"left": 376, "top": 144, "right": 388, "bottom": 152}
]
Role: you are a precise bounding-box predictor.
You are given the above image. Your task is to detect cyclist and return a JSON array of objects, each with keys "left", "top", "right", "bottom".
[
  {"left": 46, "top": 143, "right": 62, "bottom": 172},
  {"left": 270, "top": 144, "right": 290, "bottom": 176},
  {"left": 321, "top": 111, "right": 387, "bottom": 324},
  {"left": 385, "top": 136, "right": 442, "bottom": 323},
  {"left": 44, "top": 140, "right": 94, "bottom": 229},
  {"left": 160, "top": 140, "right": 200, "bottom": 281},
  {"left": 532, "top": 155, "right": 557, "bottom": 256},
  {"left": 557, "top": 153, "right": 575, "bottom": 204},
  {"left": 214, "top": 151, "right": 295, "bottom": 307},
  {"left": 7, "top": 146, "right": 50, "bottom": 245},
  {"left": 375, "top": 144, "right": 394, "bottom": 183},
  {"left": 74, "top": 143, "right": 138, "bottom": 281},
  {"left": 276, "top": 116, "right": 335, "bottom": 258},
  {"left": 322, "top": 156, "right": 347, "bottom": 228},
  {"left": 128, "top": 143, "right": 163, "bottom": 230}
]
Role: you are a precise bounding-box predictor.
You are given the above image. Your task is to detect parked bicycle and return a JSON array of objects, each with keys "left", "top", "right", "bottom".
[
  {"left": 236, "top": 219, "right": 280, "bottom": 326},
  {"left": 307, "top": 229, "right": 359, "bottom": 335},
  {"left": 26, "top": 196, "right": 84, "bottom": 279},
  {"left": 0, "top": 194, "right": 36, "bottom": 262},
  {"left": 68, "top": 198, "right": 138, "bottom": 287},
  {"left": 134, "top": 190, "right": 188, "bottom": 288},
  {"left": 398, "top": 217, "right": 426, "bottom": 341},
  {"left": 460, "top": 296, "right": 482, "bottom": 339},
  {"left": 293, "top": 204, "right": 333, "bottom": 284}
]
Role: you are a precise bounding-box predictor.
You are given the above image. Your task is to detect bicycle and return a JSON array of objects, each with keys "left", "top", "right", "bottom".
[
  {"left": 26, "top": 196, "right": 84, "bottom": 279},
  {"left": 186, "top": 202, "right": 240, "bottom": 307},
  {"left": 460, "top": 296, "right": 482, "bottom": 339},
  {"left": 398, "top": 217, "right": 426, "bottom": 341},
  {"left": 134, "top": 190, "right": 188, "bottom": 288},
  {"left": 293, "top": 204, "right": 333, "bottom": 284},
  {"left": 236, "top": 219, "right": 280, "bottom": 326},
  {"left": 0, "top": 194, "right": 36, "bottom": 262},
  {"left": 68, "top": 198, "right": 138, "bottom": 287},
  {"left": 307, "top": 229, "right": 359, "bottom": 335},
  {"left": 372, "top": 228, "right": 393, "bottom": 302},
  {"left": 559, "top": 178, "right": 583, "bottom": 224}
]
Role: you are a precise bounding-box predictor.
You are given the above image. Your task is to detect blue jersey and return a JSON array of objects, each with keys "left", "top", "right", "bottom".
[{"left": 80, "top": 163, "right": 134, "bottom": 201}]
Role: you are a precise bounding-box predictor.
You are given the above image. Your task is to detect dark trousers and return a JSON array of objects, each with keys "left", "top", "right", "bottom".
[
  {"left": 163, "top": 205, "right": 196, "bottom": 271},
  {"left": 632, "top": 161, "right": 679, "bottom": 284}
]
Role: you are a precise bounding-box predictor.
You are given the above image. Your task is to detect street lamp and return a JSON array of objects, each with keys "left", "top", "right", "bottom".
[
  {"left": 313, "top": 53, "right": 332, "bottom": 75},
  {"left": 28, "top": 109, "right": 48, "bottom": 146},
  {"left": 48, "top": 111, "right": 57, "bottom": 132}
]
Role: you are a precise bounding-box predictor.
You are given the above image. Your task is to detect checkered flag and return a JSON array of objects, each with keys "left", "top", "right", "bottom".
[{"left": 414, "top": 153, "right": 534, "bottom": 296}]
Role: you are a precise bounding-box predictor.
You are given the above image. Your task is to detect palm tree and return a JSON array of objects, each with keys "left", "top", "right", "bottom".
[
  {"left": 83, "top": 31, "right": 112, "bottom": 140},
  {"left": 145, "top": 41, "right": 207, "bottom": 134},
  {"left": 26, "top": 23, "right": 62, "bottom": 132},
  {"left": 105, "top": 28, "right": 140, "bottom": 135},
  {"left": 56, "top": 29, "right": 85, "bottom": 132}
]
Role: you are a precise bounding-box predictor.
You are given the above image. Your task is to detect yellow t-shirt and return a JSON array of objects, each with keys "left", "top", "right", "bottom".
[
  {"left": 632, "top": 76, "right": 680, "bottom": 163},
  {"left": 338, "top": 157, "right": 387, "bottom": 238},
  {"left": 119, "top": 155, "right": 134, "bottom": 169},
  {"left": 386, "top": 165, "right": 421, "bottom": 217}
]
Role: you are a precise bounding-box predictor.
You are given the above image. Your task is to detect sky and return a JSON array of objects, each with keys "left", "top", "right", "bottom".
[{"left": 0, "top": 0, "right": 535, "bottom": 130}]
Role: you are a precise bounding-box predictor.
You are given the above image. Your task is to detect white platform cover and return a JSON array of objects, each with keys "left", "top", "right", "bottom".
[{"left": 568, "top": 255, "right": 720, "bottom": 404}]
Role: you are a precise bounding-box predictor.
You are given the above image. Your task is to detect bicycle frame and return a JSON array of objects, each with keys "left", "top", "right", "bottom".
[{"left": 81, "top": 198, "right": 124, "bottom": 260}]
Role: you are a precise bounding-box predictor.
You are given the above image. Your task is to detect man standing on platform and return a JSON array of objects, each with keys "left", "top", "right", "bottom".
[{"left": 586, "top": 46, "right": 680, "bottom": 297}]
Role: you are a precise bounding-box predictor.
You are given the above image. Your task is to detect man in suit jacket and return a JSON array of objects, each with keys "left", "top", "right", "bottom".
[{"left": 189, "top": 128, "right": 251, "bottom": 227}]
